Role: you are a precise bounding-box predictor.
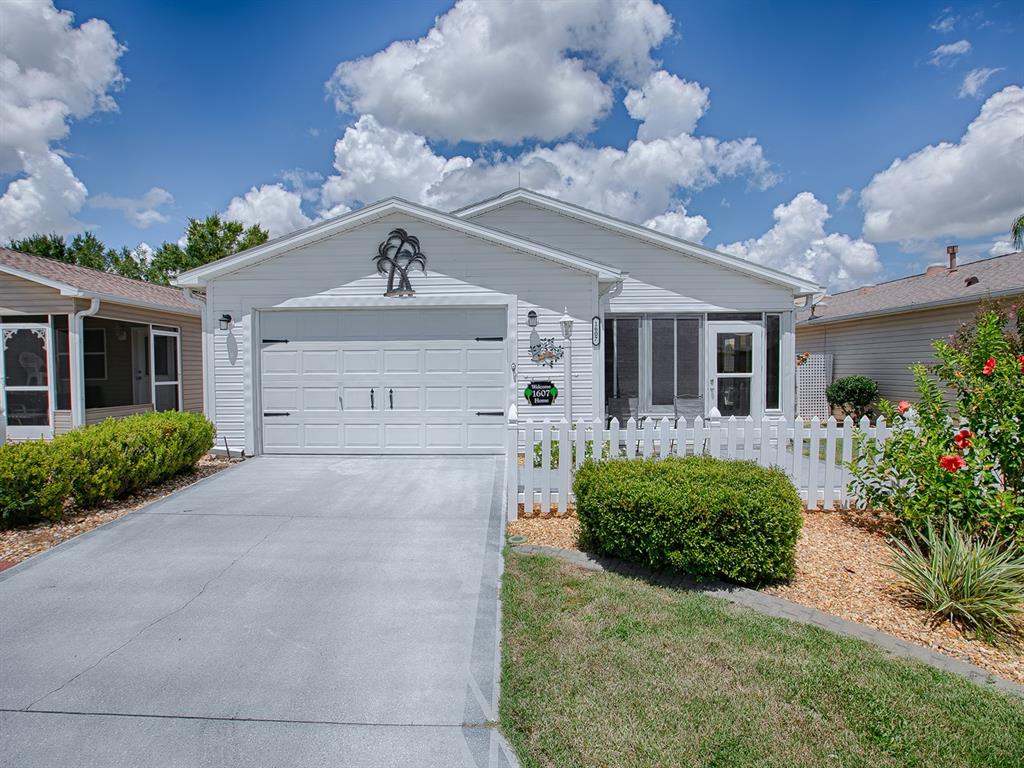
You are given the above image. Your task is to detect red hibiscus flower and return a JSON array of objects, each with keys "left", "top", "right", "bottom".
[
  {"left": 953, "top": 429, "right": 973, "bottom": 449},
  {"left": 939, "top": 454, "right": 967, "bottom": 472},
  {"left": 982, "top": 357, "right": 996, "bottom": 375},
  {"left": 1018, "top": 354, "right": 1024, "bottom": 374},
  {"left": 897, "top": 401, "right": 911, "bottom": 414}
]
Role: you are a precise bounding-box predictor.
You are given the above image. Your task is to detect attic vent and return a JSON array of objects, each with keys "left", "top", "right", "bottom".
[{"left": 965, "top": 275, "right": 979, "bottom": 287}]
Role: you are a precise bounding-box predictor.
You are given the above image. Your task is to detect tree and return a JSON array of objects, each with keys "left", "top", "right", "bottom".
[
  {"left": 1012, "top": 212, "right": 1024, "bottom": 251},
  {"left": 144, "top": 215, "right": 268, "bottom": 285},
  {"left": 8, "top": 233, "right": 68, "bottom": 262},
  {"left": 7, "top": 214, "right": 268, "bottom": 286}
]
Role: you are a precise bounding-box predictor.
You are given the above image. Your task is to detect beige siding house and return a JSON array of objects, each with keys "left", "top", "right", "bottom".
[
  {"left": 797, "top": 250, "right": 1024, "bottom": 404},
  {"left": 1, "top": 248, "right": 203, "bottom": 442}
]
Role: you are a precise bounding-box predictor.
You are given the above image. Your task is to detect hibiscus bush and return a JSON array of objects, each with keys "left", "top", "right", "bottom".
[{"left": 849, "top": 306, "right": 1024, "bottom": 540}]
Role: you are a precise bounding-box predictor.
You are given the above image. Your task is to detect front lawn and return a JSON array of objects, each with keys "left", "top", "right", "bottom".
[{"left": 500, "top": 552, "right": 1024, "bottom": 768}]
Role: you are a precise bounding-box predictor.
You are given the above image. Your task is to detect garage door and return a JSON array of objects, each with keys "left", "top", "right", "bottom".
[{"left": 259, "top": 308, "right": 508, "bottom": 454}]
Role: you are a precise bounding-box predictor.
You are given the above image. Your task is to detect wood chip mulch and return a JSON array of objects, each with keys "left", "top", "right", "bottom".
[
  {"left": 0, "top": 456, "right": 237, "bottom": 569},
  {"left": 507, "top": 507, "right": 1023, "bottom": 685}
]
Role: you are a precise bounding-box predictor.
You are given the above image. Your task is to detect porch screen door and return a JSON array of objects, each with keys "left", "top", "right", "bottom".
[
  {"left": 151, "top": 329, "right": 181, "bottom": 411},
  {"left": 706, "top": 321, "right": 762, "bottom": 420},
  {"left": 2, "top": 323, "right": 53, "bottom": 439}
]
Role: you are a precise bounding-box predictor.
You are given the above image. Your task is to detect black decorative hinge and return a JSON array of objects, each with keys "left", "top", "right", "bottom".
[
  {"left": 263, "top": 412, "right": 291, "bottom": 417},
  {"left": 475, "top": 336, "right": 504, "bottom": 342},
  {"left": 475, "top": 411, "right": 505, "bottom": 416},
  {"left": 262, "top": 339, "right": 289, "bottom": 344}
]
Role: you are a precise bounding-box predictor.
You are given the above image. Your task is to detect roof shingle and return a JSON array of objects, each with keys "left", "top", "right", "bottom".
[
  {"left": 0, "top": 248, "right": 197, "bottom": 314},
  {"left": 798, "top": 251, "right": 1024, "bottom": 326}
]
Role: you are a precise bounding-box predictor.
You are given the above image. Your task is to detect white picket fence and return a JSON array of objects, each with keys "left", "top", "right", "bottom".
[{"left": 506, "top": 415, "right": 891, "bottom": 519}]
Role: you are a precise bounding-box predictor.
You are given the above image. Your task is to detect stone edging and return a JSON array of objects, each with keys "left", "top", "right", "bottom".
[{"left": 512, "top": 544, "right": 1024, "bottom": 698}]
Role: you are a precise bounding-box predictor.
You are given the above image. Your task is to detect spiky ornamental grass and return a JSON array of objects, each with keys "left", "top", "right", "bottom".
[{"left": 888, "top": 519, "right": 1024, "bottom": 643}]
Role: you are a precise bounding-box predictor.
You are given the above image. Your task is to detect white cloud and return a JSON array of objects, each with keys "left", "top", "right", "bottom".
[
  {"left": 928, "top": 39, "right": 971, "bottom": 66},
  {"left": 224, "top": 184, "right": 313, "bottom": 238},
  {"left": 644, "top": 207, "right": 710, "bottom": 243},
  {"left": 279, "top": 168, "right": 324, "bottom": 202},
  {"left": 624, "top": 71, "right": 709, "bottom": 140},
  {"left": 861, "top": 86, "right": 1024, "bottom": 242},
  {"left": 326, "top": 0, "right": 672, "bottom": 144},
  {"left": 990, "top": 239, "right": 1013, "bottom": 256},
  {"left": 718, "top": 192, "right": 881, "bottom": 290},
  {"left": 836, "top": 187, "right": 854, "bottom": 208},
  {"left": 89, "top": 187, "right": 173, "bottom": 228},
  {"left": 0, "top": 150, "right": 88, "bottom": 238},
  {"left": 0, "top": 0, "right": 125, "bottom": 240},
  {"left": 134, "top": 241, "right": 154, "bottom": 264},
  {"left": 318, "top": 112, "right": 777, "bottom": 225},
  {"left": 959, "top": 67, "right": 1004, "bottom": 98},
  {"left": 930, "top": 11, "right": 957, "bottom": 33}
]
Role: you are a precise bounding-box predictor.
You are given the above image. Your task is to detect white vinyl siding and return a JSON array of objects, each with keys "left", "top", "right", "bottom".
[
  {"left": 468, "top": 201, "right": 796, "bottom": 312},
  {"left": 208, "top": 212, "right": 596, "bottom": 454}
]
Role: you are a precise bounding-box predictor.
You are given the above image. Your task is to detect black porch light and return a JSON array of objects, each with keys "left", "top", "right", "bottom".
[{"left": 218, "top": 313, "right": 233, "bottom": 331}]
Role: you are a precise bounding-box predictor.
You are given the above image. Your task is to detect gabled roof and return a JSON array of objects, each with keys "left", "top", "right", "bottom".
[
  {"left": 174, "top": 197, "right": 622, "bottom": 287},
  {"left": 0, "top": 248, "right": 198, "bottom": 315},
  {"left": 797, "top": 251, "right": 1024, "bottom": 327},
  {"left": 454, "top": 188, "right": 822, "bottom": 296}
]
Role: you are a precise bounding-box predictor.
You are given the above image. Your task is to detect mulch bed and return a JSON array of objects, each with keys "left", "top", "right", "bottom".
[
  {"left": 0, "top": 455, "right": 237, "bottom": 569},
  {"left": 507, "top": 507, "right": 1024, "bottom": 685}
]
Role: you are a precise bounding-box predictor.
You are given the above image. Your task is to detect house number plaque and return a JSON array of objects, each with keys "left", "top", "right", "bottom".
[{"left": 524, "top": 380, "right": 558, "bottom": 406}]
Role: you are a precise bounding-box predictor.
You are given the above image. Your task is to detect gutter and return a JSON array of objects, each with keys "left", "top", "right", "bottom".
[{"left": 71, "top": 298, "right": 101, "bottom": 428}]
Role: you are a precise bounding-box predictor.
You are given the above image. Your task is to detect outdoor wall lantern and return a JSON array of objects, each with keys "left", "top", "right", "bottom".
[
  {"left": 527, "top": 310, "right": 538, "bottom": 328},
  {"left": 218, "top": 313, "right": 233, "bottom": 331},
  {"left": 559, "top": 308, "right": 573, "bottom": 340}
]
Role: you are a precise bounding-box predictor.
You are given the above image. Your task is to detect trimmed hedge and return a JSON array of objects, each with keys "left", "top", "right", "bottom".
[
  {"left": 574, "top": 455, "right": 803, "bottom": 586},
  {"left": 0, "top": 411, "right": 215, "bottom": 529}
]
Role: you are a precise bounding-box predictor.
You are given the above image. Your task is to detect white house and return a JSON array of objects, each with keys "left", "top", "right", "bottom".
[{"left": 174, "top": 190, "right": 820, "bottom": 455}]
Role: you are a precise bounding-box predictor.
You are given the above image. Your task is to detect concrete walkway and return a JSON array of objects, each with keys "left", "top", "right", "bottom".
[{"left": 1, "top": 456, "right": 518, "bottom": 767}]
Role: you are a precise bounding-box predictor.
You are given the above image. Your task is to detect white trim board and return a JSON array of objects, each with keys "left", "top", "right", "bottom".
[
  {"left": 454, "top": 188, "right": 821, "bottom": 297},
  {"left": 173, "top": 198, "right": 623, "bottom": 287}
]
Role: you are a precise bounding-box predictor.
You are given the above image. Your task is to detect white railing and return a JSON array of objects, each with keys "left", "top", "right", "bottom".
[{"left": 506, "top": 415, "right": 891, "bottom": 519}]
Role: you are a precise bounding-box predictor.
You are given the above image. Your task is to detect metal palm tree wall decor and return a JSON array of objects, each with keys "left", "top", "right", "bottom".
[{"left": 374, "top": 228, "right": 427, "bottom": 296}]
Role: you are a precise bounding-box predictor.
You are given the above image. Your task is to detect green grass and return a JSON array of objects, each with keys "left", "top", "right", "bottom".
[{"left": 500, "top": 552, "right": 1024, "bottom": 768}]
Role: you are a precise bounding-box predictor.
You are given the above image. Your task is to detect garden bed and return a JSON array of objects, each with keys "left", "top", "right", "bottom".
[
  {"left": 506, "top": 507, "right": 1023, "bottom": 684},
  {"left": 0, "top": 455, "right": 236, "bottom": 570}
]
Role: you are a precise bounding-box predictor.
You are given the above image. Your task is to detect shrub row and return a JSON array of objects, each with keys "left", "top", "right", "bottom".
[
  {"left": 0, "top": 411, "right": 215, "bottom": 528},
  {"left": 573, "top": 455, "right": 803, "bottom": 586}
]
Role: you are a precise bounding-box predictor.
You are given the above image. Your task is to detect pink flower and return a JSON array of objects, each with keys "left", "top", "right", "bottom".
[
  {"left": 982, "top": 357, "right": 996, "bottom": 375},
  {"left": 897, "top": 401, "right": 911, "bottom": 414},
  {"left": 953, "top": 429, "right": 973, "bottom": 449},
  {"left": 939, "top": 454, "right": 967, "bottom": 472}
]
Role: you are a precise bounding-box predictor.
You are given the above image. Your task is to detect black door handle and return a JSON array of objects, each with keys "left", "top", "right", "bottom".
[
  {"left": 370, "top": 388, "right": 375, "bottom": 409},
  {"left": 389, "top": 388, "right": 394, "bottom": 410}
]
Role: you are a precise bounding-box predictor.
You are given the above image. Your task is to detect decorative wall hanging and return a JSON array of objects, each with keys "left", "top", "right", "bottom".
[
  {"left": 529, "top": 338, "right": 564, "bottom": 367},
  {"left": 374, "top": 228, "right": 426, "bottom": 297},
  {"left": 524, "top": 380, "right": 558, "bottom": 406}
]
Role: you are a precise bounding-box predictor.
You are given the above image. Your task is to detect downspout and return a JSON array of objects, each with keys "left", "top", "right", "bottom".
[
  {"left": 70, "top": 298, "right": 101, "bottom": 428},
  {"left": 181, "top": 288, "right": 209, "bottom": 416}
]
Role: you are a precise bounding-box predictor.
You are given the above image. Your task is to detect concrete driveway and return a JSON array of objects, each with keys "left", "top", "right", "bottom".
[{"left": 0, "top": 456, "right": 518, "bottom": 768}]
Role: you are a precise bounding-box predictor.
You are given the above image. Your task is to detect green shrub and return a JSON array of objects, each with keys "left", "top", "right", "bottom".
[
  {"left": 0, "top": 411, "right": 215, "bottom": 528},
  {"left": 573, "top": 455, "right": 803, "bottom": 586},
  {"left": 826, "top": 375, "right": 878, "bottom": 418},
  {"left": 0, "top": 440, "right": 71, "bottom": 528},
  {"left": 849, "top": 309, "right": 1024, "bottom": 539},
  {"left": 888, "top": 518, "right": 1024, "bottom": 642}
]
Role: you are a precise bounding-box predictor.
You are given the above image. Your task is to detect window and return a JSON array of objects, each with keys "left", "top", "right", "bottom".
[
  {"left": 765, "top": 314, "right": 781, "bottom": 410},
  {"left": 605, "top": 315, "right": 701, "bottom": 416},
  {"left": 52, "top": 315, "right": 71, "bottom": 410},
  {"left": 84, "top": 328, "right": 106, "bottom": 380}
]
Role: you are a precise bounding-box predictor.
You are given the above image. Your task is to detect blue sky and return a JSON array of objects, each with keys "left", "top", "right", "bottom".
[{"left": 2, "top": 0, "right": 1022, "bottom": 290}]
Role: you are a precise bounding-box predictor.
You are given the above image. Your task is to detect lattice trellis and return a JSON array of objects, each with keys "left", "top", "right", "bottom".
[{"left": 797, "top": 353, "right": 833, "bottom": 420}]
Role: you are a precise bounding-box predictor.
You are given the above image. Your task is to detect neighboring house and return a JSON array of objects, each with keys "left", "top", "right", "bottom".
[
  {"left": 797, "top": 249, "right": 1024, "bottom": 404},
  {"left": 174, "top": 189, "right": 820, "bottom": 456},
  {"left": 0, "top": 248, "right": 202, "bottom": 442}
]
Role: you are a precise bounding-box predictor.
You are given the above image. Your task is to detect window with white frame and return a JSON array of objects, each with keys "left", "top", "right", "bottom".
[
  {"left": 765, "top": 314, "right": 782, "bottom": 411},
  {"left": 84, "top": 328, "right": 106, "bottom": 380}
]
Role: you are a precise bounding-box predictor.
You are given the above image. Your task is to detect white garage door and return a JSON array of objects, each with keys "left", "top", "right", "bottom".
[{"left": 259, "top": 308, "right": 508, "bottom": 454}]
